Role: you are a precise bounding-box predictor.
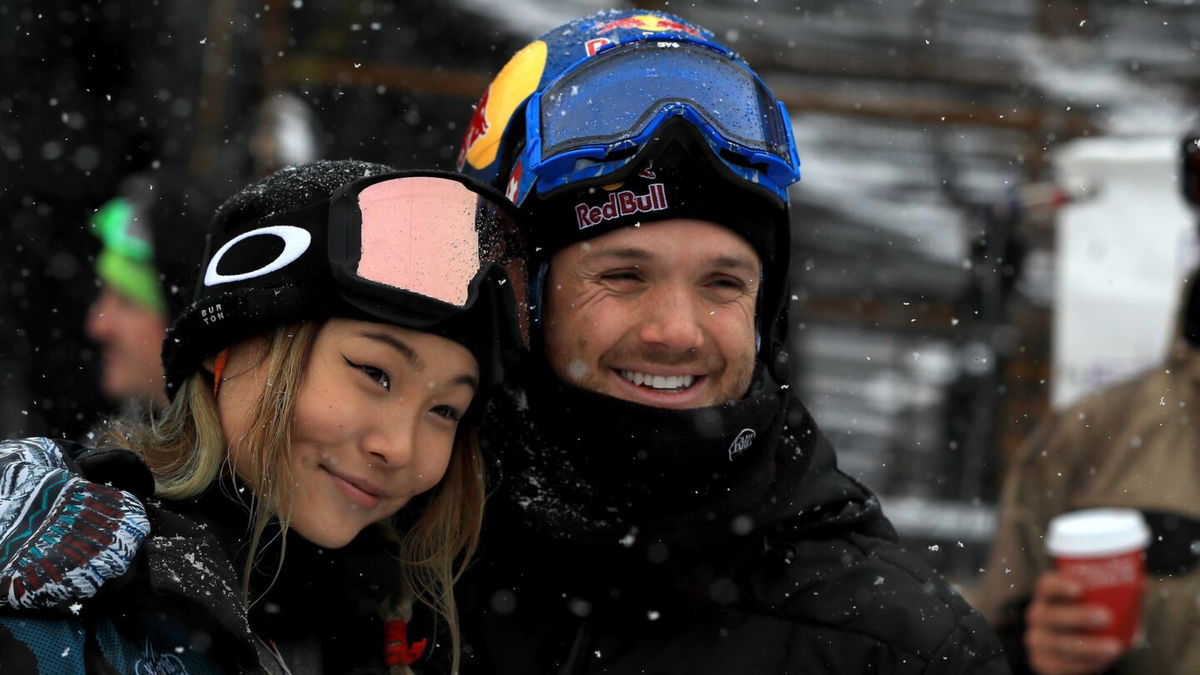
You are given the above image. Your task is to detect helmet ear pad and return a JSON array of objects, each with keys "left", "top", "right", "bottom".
[
  {"left": 761, "top": 280, "right": 792, "bottom": 389},
  {"left": 524, "top": 260, "right": 550, "bottom": 360}
]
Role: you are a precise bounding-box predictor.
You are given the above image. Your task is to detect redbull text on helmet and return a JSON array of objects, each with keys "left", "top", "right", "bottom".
[{"left": 575, "top": 183, "right": 668, "bottom": 230}]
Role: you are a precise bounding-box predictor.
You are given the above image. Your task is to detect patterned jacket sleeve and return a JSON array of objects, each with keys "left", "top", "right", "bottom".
[{"left": 0, "top": 437, "right": 150, "bottom": 609}]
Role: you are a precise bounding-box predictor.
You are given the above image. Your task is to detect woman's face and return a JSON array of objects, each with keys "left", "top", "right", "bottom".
[{"left": 216, "top": 318, "right": 479, "bottom": 548}]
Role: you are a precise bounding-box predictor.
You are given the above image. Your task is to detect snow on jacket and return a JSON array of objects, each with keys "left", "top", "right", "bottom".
[
  {"left": 457, "top": 374, "right": 1009, "bottom": 674},
  {"left": 976, "top": 335, "right": 1200, "bottom": 674}
]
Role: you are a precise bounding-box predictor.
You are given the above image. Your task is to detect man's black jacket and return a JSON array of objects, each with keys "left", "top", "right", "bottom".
[{"left": 457, "top": 383, "right": 1009, "bottom": 674}]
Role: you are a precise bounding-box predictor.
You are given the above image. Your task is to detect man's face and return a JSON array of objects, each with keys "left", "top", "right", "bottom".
[
  {"left": 543, "top": 218, "right": 760, "bottom": 409},
  {"left": 85, "top": 285, "right": 168, "bottom": 407}
]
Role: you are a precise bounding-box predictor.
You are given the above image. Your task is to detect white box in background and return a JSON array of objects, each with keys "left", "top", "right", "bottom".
[{"left": 1053, "top": 136, "right": 1197, "bottom": 409}]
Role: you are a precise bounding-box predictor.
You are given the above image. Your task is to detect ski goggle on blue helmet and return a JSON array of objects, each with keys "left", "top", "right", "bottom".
[{"left": 458, "top": 10, "right": 801, "bottom": 209}]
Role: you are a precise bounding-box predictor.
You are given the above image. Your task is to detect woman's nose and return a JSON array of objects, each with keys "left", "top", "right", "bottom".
[{"left": 362, "top": 421, "right": 415, "bottom": 467}]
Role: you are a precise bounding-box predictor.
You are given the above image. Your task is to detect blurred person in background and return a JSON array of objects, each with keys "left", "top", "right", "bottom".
[
  {"left": 85, "top": 170, "right": 213, "bottom": 414},
  {"left": 975, "top": 130, "right": 1200, "bottom": 674},
  {"left": 452, "top": 10, "right": 1007, "bottom": 674},
  {"left": 248, "top": 90, "right": 323, "bottom": 178}
]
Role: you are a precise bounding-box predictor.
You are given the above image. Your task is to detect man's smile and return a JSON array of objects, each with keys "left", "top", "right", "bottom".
[{"left": 617, "top": 370, "right": 698, "bottom": 391}]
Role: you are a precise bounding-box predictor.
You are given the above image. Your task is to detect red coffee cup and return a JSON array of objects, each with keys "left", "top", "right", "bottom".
[{"left": 1046, "top": 508, "right": 1150, "bottom": 647}]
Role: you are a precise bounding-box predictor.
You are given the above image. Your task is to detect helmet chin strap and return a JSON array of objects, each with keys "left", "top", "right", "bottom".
[
  {"left": 766, "top": 279, "right": 792, "bottom": 386},
  {"left": 528, "top": 260, "right": 549, "bottom": 331}
]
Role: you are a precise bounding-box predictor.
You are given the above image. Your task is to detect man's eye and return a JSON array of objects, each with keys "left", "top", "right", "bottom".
[
  {"left": 344, "top": 357, "right": 390, "bottom": 390},
  {"left": 430, "top": 404, "right": 462, "bottom": 422},
  {"left": 709, "top": 276, "right": 748, "bottom": 292},
  {"left": 600, "top": 269, "right": 642, "bottom": 283}
]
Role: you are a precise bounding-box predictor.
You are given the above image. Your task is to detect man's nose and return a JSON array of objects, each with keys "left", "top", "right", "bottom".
[
  {"left": 637, "top": 285, "right": 706, "bottom": 352},
  {"left": 85, "top": 290, "right": 117, "bottom": 340}
]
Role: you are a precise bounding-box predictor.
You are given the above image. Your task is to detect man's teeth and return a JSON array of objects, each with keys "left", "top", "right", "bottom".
[{"left": 619, "top": 371, "right": 696, "bottom": 390}]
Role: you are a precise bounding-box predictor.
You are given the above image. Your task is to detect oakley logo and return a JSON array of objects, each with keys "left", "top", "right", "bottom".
[
  {"left": 728, "top": 428, "right": 756, "bottom": 461},
  {"left": 575, "top": 183, "right": 668, "bottom": 230},
  {"left": 204, "top": 225, "right": 312, "bottom": 287}
]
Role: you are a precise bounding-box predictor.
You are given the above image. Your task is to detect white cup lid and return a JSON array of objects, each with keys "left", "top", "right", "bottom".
[{"left": 1046, "top": 508, "right": 1151, "bottom": 557}]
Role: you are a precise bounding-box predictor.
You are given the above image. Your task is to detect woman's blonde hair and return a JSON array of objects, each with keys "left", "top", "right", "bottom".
[{"left": 100, "top": 320, "right": 485, "bottom": 672}]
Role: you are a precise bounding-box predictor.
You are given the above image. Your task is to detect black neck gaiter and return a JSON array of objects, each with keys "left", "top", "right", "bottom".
[
  {"left": 174, "top": 485, "right": 401, "bottom": 673},
  {"left": 482, "top": 362, "right": 812, "bottom": 553}
]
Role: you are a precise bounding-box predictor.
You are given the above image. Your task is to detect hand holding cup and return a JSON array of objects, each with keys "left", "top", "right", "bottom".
[
  {"left": 1024, "top": 571, "right": 1126, "bottom": 674},
  {"left": 1025, "top": 508, "right": 1150, "bottom": 674}
]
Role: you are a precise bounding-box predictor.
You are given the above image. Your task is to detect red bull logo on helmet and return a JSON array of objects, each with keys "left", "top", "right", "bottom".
[
  {"left": 505, "top": 160, "right": 524, "bottom": 203},
  {"left": 575, "top": 183, "right": 668, "bottom": 230},
  {"left": 592, "top": 14, "right": 703, "bottom": 37},
  {"left": 585, "top": 38, "right": 612, "bottom": 57},
  {"left": 457, "top": 88, "right": 490, "bottom": 168},
  {"left": 458, "top": 40, "right": 547, "bottom": 172}
]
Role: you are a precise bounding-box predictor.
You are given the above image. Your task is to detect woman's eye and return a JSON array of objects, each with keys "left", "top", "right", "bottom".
[
  {"left": 344, "top": 357, "right": 390, "bottom": 390},
  {"left": 430, "top": 404, "right": 462, "bottom": 422}
]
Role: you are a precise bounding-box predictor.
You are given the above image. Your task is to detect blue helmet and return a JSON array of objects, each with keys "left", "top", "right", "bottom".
[
  {"left": 456, "top": 9, "right": 800, "bottom": 210},
  {"left": 457, "top": 10, "right": 800, "bottom": 383}
]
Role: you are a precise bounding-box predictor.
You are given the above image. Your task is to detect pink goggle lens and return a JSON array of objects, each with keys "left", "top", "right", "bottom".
[{"left": 355, "top": 177, "right": 485, "bottom": 307}]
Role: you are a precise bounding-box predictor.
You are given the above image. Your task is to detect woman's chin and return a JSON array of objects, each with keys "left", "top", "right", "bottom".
[{"left": 290, "top": 521, "right": 361, "bottom": 549}]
